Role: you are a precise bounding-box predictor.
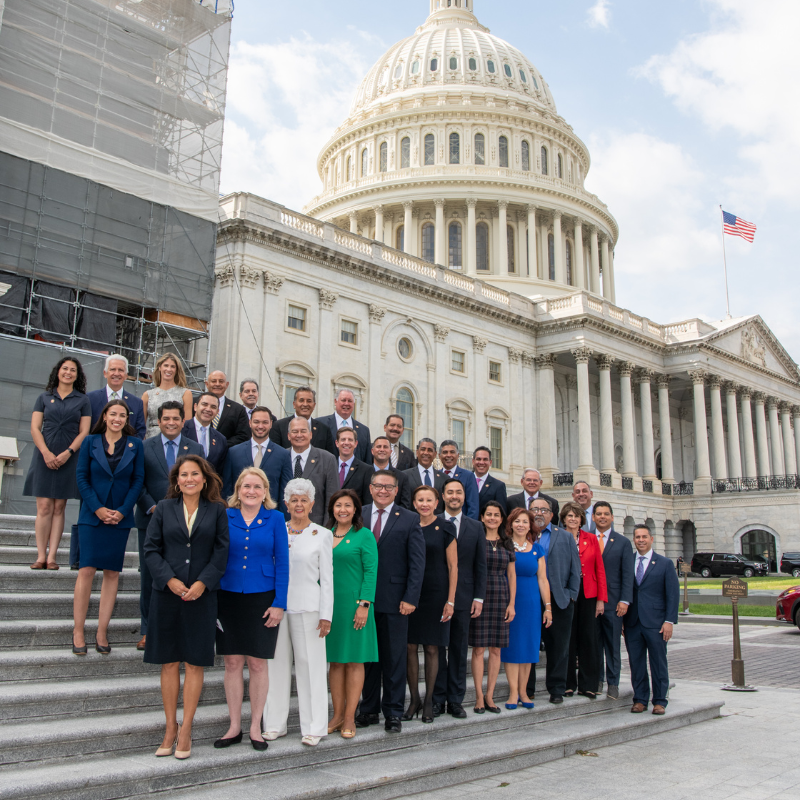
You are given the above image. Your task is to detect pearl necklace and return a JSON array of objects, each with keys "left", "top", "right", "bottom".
[{"left": 513, "top": 540, "right": 529, "bottom": 552}]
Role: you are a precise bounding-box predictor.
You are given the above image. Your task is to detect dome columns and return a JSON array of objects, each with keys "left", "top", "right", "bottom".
[
  {"left": 466, "top": 199, "right": 477, "bottom": 276},
  {"left": 572, "top": 217, "right": 585, "bottom": 290},
  {"left": 552, "top": 211, "right": 565, "bottom": 285},
  {"left": 498, "top": 201, "right": 509, "bottom": 274},
  {"left": 434, "top": 199, "right": 446, "bottom": 267},
  {"left": 373, "top": 205, "right": 384, "bottom": 244},
  {"left": 527, "top": 205, "right": 538, "bottom": 279}
]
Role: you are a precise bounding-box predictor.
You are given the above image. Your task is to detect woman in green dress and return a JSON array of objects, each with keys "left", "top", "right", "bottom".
[{"left": 325, "top": 488, "right": 378, "bottom": 739}]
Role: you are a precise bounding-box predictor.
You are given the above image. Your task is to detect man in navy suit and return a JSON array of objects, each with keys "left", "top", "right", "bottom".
[
  {"left": 182, "top": 392, "right": 228, "bottom": 474},
  {"left": 472, "top": 446, "right": 507, "bottom": 514},
  {"left": 134, "top": 401, "right": 204, "bottom": 650},
  {"left": 334, "top": 427, "right": 372, "bottom": 506},
  {"left": 625, "top": 525, "right": 679, "bottom": 715},
  {"left": 356, "top": 470, "right": 425, "bottom": 733},
  {"left": 438, "top": 441, "right": 480, "bottom": 519},
  {"left": 592, "top": 501, "right": 633, "bottom": 699},
  {"left": 403, "top": 438, "right": 447, "bottom": 513},
  {"left": 370, "top": 437, "right": 412, "bottom": 509},
  {"left": 432, "top": 479, "right": 487, "bottom": 718},
  {"left": 318, "top": 388, "right": 372, "bottom": 464},
  {"left": 223, "top": 406, "right": 292, "bottom": 512}
]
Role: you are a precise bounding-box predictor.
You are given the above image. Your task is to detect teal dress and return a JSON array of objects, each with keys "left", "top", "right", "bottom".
[{"left": 326, "top": 527, "right": 378, "bottom": 663}]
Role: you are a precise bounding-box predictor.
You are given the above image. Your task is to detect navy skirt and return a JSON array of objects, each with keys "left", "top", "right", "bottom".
[{"left": 78, "top": 524, "right": 130, "bottom": 572}]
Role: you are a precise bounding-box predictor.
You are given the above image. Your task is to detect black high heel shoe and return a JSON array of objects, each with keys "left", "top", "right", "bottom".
[
  {"left": 421, "top": 702, "right": 434, "bottom": 724},
  {"left": 401, "top": 699, "right": 422, "bottom": 721}
]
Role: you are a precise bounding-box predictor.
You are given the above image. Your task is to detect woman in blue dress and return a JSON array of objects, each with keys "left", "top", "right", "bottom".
[{"left": 501, "top": 508, "right": 552, "bottom": 709}]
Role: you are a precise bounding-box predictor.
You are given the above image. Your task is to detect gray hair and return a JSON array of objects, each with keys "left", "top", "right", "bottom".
[
  {"left": 440, "top": 439, "right": 459, "bottom": 453},
  {"left": 417, "top": 437, "right": 437, "bottom": 450},
  {"left": 334, "top": 388, "right": 355, "bottom": 401},
  {"left": 284, "top": 478, "right": 315, "bottom": 505},
  {"left": 104, "top": 354, "right": 129, "bottom": 371},
  {"left": 288, "top": 416, "right": 312, "bottom": 432},
  {"left": 522, "top": 468, "right": 542, "bottom": 480},
  {"left": 294, "top": 385, "right": 316, "bottom": 401},
  {"left": 239, "top": 378, "right": 259, "bottom": 392}
]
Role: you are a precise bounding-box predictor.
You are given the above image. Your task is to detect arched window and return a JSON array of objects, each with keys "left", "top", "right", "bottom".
[
  {"left": 361, "top": 148, "right": 369, "bottom": 177},
  {"left": 379, "top": 142, "right": 388, "bottom": 173},
  {"left": 430, "top": 58, "right": 439, "bottom": 72},
  {"left": 474, "top": 133, "right": 485, "bottom": 165},
  {"left": 499, "top": 135, "right": 509, "bottom": 168},
  {"left": 449, "top": 222, "right": 462, "bottom": 268},
  {"left": 396, "top": 388, "right": 414, "bottom": 449},
  {"left": 521, "top": 141, "right": 530, "bottom": 171},
  {"left": 411, "top": 60, "right": 420, "bottom": 75},
  {"left": 503, "top": 63, "right": 513, "bottom": 78},
  {"left": 468, "top": 57, "right": 477, "bottom": 71},
  {"left": 346, "top": 156, "right": 352, "bottom": 182},
  {"left": 449, "top": 56, "right": 458, "bottom": 70},
  {"left": 548, "top": 233, "right": 555, "bottom": 280},
  {"left": 421, "top": 222, "right": 435, "bottom": 263},
  {"left": 566, "top": 240, "right": 572, "bottom": 285},
  {"left": 557, "top": 153, "right": 563, "bottom": 178},
  {"left": 424, "top": 133, "right": 435, "bottom": 166},
  {"left": 476, "top": 222, "right": 490, "bottom": 271},
  {"left": 401, "top": 137, "right": 411, "bottom": 169},
  {"left": 507, "top": 226, "right": 515, "bottom": 273},
  {"left": 519, "top": 69, "right": 527, "bottom": 84},
  {"left": 396, "top": 225, "right": 404, "bottom": 251},
  {"left": 487, "top": 60, "right": 496, "bottom": 74},
  {"left": 541, "top": 146, "right": 548, "bottom": 175},
  {"left": 449, "top": 132, "right": 460, "bottom": 164},
  {"left": 394, "top": 63, "right": 403, "bottom": 79}
]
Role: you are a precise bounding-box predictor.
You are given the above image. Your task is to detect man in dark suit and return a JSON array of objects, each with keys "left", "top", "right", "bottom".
[
  {"left": 625, "top": 525, "right": 679, "bottom": 715},
  {"left": 438, "top": 440, "right": 480, "bottom": 519},
  {"left": 318, "top": 388, "right": 372, "bottom": 464},
  {"left": 507, "top": 468, "right": 559, "bottom": 518},
  {"left": 528, "top": 497, "right": 581, "bottom": 703},
  {"left": 432, "top": 479, "right": 487, "bottom": 718},
  {"left": 403, "top": 438, "right": 446, "bottom": 512},
  {"left": 592, "top": 501, "right": 633, "bottom": 699},
  {"left": 238, "top": 378, "right": 260, "bottom": 420},
  {"left": 134, "top": 401, "right": 204, "bottom": 650},
  {"left": 334, "top": 426, "right": 372, "bottom": 506},
  {"left": 287, "top": 417, "right": 338, "bottom": 526},
  {"left": 87, "top": 355, "right": 146, "bottom": 438},
  {"left": 269, "top": 385, "right": 335, "bottom": 453},
  {"left": 384, "top": 414, "right": 416, "bottom": 470},
  {"left": 357, "top": 470, "right": 425, "bottom": 733},
  {"left": 222, "top": 406, "right": 292, "bottom": 512},
  {"left": 573, "top": 481, "right": 595, "bottom": 533},
  {"left": 205, "top": 370, "right": 251, "bottom": 447},
  {"left": 371, "top": 437, "right": 412, "bottom": 509},
  {"left": 182, "top": 392, "right": 228, "bottom": 474},
  {"left": 472, "top": 446, "right": 507, "bottom": 514}
]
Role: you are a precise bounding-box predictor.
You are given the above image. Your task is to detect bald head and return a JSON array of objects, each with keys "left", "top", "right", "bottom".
[{"left": 205, "top": 370, "right": 229, "bottom": 398}]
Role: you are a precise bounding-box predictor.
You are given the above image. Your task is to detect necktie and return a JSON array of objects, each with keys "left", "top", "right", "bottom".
[
  {"left": 201, "top": 426, "right": 209, "bottom": 457},
  {"left": 423, "top": 469, "right": 432, "bottom": 487},
  {"left": 373, "top": 508, "right": 385, "bottom": 543},
  {"left": 390, "top": 444, "right": 398, "bottom": 468},
  {"left": 254, "top": 444, "right": 263, "bottom": 469},
  {"left": 527, "top": 496, "right": 533, "bottom": 509},
  {"left": 165, "top": 439, "right": 176, "bottom": 468},
  {"left": 598, "top": 532, "right": 605, "bottom": 553},
  {"left": 294, "top": 455, "right": 303, "bottom": 479},
  {"left": 111, "top": 391, "right": 119, "bottom": 400},
  {"left": 636, "top": 556, "right": 646, "bottom": 585},
  {"left": 339, "top": 461, "right": 347, "bottom": 487},
  {"left": 476, "top": 475, "right": 482, "bottom": 490},
  {"left": 212, "top": 406, "right": 221, "bottom": 429},
  {"left": 449, "top": 515, "right": 458, "bottom": 537},
  {"left": 340, "top": 418, "right": 350, "bottom": 428},
  {"left": 446, "top": 470, "right": 453, "bottom": 478}
]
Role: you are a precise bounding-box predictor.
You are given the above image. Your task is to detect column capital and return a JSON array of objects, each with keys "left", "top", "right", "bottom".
[
  {"left": 767, "top": 396, "right": 779, "bottom": 411},
  {"left": 595, "top": 354, "right": 614, "bottom": 371},
  {"left": 516, "top": 210, "right": 527, "bottom": 223},
  {"left": 472, "top": 335, "right": 488, "bottom": 353},
  {"left": 571, "top": 347, "right": 593, "bottom": 365},
  {"left": 368, "top": 304, "right": 386, "bottom": 324},
  {"left": 411, "top": 207, "right": 420, "bottom": 218},
  {"left": 634, "top": 368, "right": 655, "bottom": 385},
  {"left": 792, "top": 405, "right": 800, "bottom": 417},
  {"left": 466, "top": 198, "right": 477, "bottom": 209},
  {"left": 779, "top": 400, "right": 794, "bottom": 414},
  {"left": 239, "top": 265, "right": 261, "bottom": 289},
  {"left": 617, "top": 361, "right": 635, "bottom": 378},
  {"left": 708, "top": 374, "right": 723, "bottom": 389},
  {"left": 552, "top": 209, "right": 562, "bottom": 221},
  {"left": 740, "top": 386, "right": 753, "bottom": 401},
  {"left": 263, "top": 271, "right": 285, "bottom": 295},
  {"left": 318, "top": 288, "right": 338, "bottom": 309},
  {"left": 526, "top": 203, "right": 538, "bottom": 213},
  {"left": 656, "top": 374, "right": 672, "bottom": 389},
  {"left": 434, "top": 198, "right": 446, "bottom": 209},
  {"left": 508, "top": 346, "right": 524, "bottom": 364},
  {"left": 497, "top": 200, "right": 509, "bottom": 210},
  {"left": 522, "top": 351, "right": 536, "bottom": 367},
  {"left": 349, "top": 210, "right": 359, "bottom": 221},
  {"left": 434, "top": 323, "right": 450, "bottom": 343},
  {"left": 753, "top": 391, "right": 767, "bottom": 405},
  {"left": 402, "top": 201, "right": 414, "bottom": 211},
  {"left": 724, "top": 381, "right": 740, "bottom": 395},
  {"left": 688, "top": 369, "right": 708, "bottom": 386},
  {"left": 535, "top": 353, "right": 557, "bottom": 370}
]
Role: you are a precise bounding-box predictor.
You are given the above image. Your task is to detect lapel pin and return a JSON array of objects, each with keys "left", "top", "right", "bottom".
[
  {"left": 50, "top": 398, "right": 55, "bottom": 403},
  {"left": 128, "top": 442, "right": 133, "bottom": 448},
  {"left": 267, "top": 448, "right": 271, "bottom": 453},
  {"left": 183, "top": 446, "right": 188, "bottom": 450},
  {"left": 258, "top": 519, "right": 262, "bottom": 524},
  {"left": 395, "top": 512, "right": 399, "bottom": 516},
  {"left": 312, "top": 530, "right": 317, "bottom": 535},
  {"left": 435, "top": 526, "right": 439, "bottom": 530},
  {"left": 346, "top": 539, "right": 350, "bottom": 543},
  {"left": 212, "top": 439, "right": 216, "bottom": 445}
]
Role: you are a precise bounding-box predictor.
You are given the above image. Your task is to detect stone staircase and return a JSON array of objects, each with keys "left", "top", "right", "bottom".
[{"left": 0, "top": 514, "right": 723, "bottom": 800}]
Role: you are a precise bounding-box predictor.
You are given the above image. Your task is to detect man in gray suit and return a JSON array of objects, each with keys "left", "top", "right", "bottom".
[
  {"left": 134, "top": 401, "right": 204, "bottom": 651},
  {"left": 528, "top": 497, "right": 581, "bottom": 704},
  {"left": 287, "top": 417, "right": 338, "bottom": 525}
]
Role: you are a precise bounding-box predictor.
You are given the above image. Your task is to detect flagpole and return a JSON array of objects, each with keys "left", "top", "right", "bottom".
[{"left": 720, "top": 205, "right": 732, "bottom": 319}]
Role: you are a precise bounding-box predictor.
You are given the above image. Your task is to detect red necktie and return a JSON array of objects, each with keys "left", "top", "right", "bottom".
[{"left": 373, "top": 508, "right": 385, "bottom": 543}]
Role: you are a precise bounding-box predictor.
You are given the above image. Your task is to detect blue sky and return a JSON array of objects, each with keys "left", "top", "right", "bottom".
[{"left": 220, "top": 0, "right": 800, "bottom": 360}]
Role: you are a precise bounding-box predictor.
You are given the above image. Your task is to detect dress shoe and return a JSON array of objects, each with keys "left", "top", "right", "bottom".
[
  {"left": 549, "top": 695, "right": 563, "bottom": 705},
  {"left": 384, "top": 716, "right": 402, "bottom": 733},
  {"left": 631, "top": 702, "right": 647, "bottom": 713},
  {"left": 155, "top": 727, "right": 179, "bottom": 757},
  {"left": 607, "top": 684, "right": 619, "bottom": 700},
  {"left": 328, "top": 720, "right": 344, "bottom": 734},
  {"left": 174, "top": 730, "right": 192, "bottom": 760},
  {"left": 341, "top": 728, "right": 356, "bottom": 739},
  {"left": 473, "top": 706, "right": 486, "bottom": 714},
  {"left": 505, "top": 702, "right": 518, "bottom": 710},
  {"left": 520, "top": 701, "right": 535, "bottom": 709},
  {"left": 301, "top": 735, "right": 321, "bottom": 746},
  {"left": 136, "top": 636, "right": 147, "bottom": 651},
  {"left": 262, "top": 731, "right": 284, "bottom": 741},
  {"left": 402, "top": 699, "right": 422, "bottom": 720},
  {"left": 485, "top": 703, "right": 501, "bottom": 714},
  {"left": 447, "top": 702, "right": 467, "bottom": 719},
  {"left": 46, "top": 561, "right": 59, "bottom": 570},
  {"left": 577, "top": 690, "right": 597, "bottom": 700},
  {"left": 213, "top": 731, "right": 243, "bottom": 748},
  {"left": 30, "top": 561, "right": 46, "bottom": 570},
  {"left": 431, "top": 702, "right": 444, "bottom": 717},
  {"left": 355, "top": 713, "right": 379, "bottom": 728},
  {"left": 72, "top": 635, "right": 88, "bottom": 656},
  {"left": 652, "top": 705, "right": 666, "bottom": 716},
  {"left": 250, "top": 735, "right": 269, "bottom": 751},
  {"left": 95, "top": 642, "right": 111, "bottom": 655}
]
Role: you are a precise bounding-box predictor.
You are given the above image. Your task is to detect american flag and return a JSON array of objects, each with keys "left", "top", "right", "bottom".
[{"left": 722, "top": 210, "right": 757, "bottom": 243}]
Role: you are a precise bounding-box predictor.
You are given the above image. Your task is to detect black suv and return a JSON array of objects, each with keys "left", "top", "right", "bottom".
[
  {"left": 690, "top": 552, "right": 768, "bottom": 578},
  {"left": 780, "top": 552, "right": 800, "bottom": 578}
]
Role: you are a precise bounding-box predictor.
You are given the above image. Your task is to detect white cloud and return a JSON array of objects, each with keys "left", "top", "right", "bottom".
[{"left": 586, "top": 0, "right": 611, "bottom": 29}]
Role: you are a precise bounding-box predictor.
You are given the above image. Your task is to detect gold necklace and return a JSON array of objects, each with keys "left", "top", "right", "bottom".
[{"left": 486, "top": 535, "right": 501, "bottom": 552}]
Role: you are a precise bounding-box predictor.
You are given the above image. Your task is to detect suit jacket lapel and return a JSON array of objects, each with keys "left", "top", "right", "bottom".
[
  {"left": 640, "top": 553, "right": 659, "bottom": 585},
  {"left": 303, "top": 448, "right": 320, "bottom": 478},
  {"left": 153, "top": 438, "right": 170, "bottom": 478},
  {"left": 193, "top": 497, "right": 209, "bottom": 533},
  {"left": 173, "top": 498, "right": 190, "bottom": 539},
  {"left": 116, "top": 438, "right": 136, "bottom": 474},
  {"left": 377, "top": 507, "right": 400, "bottom": 547},
  {"left": 92, "top": 436, "right": 113, "bottom": 476}
]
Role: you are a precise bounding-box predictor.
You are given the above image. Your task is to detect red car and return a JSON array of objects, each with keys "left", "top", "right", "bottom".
[{"left": 776, "top": 585, "right": 800, "bottom": 629}]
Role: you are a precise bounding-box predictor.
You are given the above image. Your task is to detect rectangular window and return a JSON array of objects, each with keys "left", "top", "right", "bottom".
[
  {"left": 490, "top": 426, "right": 503, "bottom": 470},
  {"left": 452, "top": 419, "right": 465, "bottom": 454},
  {"left": 284, "top": 386, "right": 297, "bottom": 411},
  {"left": 451, "top": 349, "right": 465, "bottom": 374},
  {"left": 287, "top": 304, "right": 306, "bottom": 332},
  {"left": 489, "top": 360, "right": 502, "bottom": 383},
  {"left": 340, "top": 319, "right": 358, "bottom": 346}
]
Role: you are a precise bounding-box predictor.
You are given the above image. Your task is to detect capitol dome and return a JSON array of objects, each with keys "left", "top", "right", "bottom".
[{"left": 304, "top": 0, "right": 619, "bottom": 301}]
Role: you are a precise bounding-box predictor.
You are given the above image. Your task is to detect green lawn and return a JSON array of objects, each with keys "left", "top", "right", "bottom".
[
  {"left": 686, "top": 576, "right": 798, "bottom": 590},
  {"left": 682, "top": 603, "right": 776, "bottom": 618}
]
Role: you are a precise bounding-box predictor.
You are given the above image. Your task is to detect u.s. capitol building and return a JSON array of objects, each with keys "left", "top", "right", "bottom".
[{"left": 211, "top": 0, "right": 800, "bottom": 566}]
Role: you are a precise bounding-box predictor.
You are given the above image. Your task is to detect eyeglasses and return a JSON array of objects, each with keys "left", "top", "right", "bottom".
[{"left": 371, "top": 483, "right": 397, "bottom": 492}]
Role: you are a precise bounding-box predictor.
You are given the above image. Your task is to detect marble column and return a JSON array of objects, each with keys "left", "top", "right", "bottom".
[
  {"left": 597, "top": 355, "right": 616, "bottom": 474},
  {"left": 753, "top": 392, "right": 770, "bottom": 476},
  {"left": 657, "top": 374, "right": 675, "bottom": 482},
  {"left": 317, "top": 289, "right": 338, "bottom": 410},
  {"left": 472, "top": 336, "right": 487, "bottom": 451},
  {"left": 573, "top": 218, "right": 585, "bottom": 289},
  {"left": 618, "top": 362, "right": 638, "bottom": 478},
  {"left": 689, "top": 370, "right": 711, "bottom": 480},
  {"left": 434, "top": 199, "right": 446, "bottom": 266},
  {"left": 517, "top": 211, "right": 528, "bottom": 276},
  {"left": 767, "top": 398, "right": 784, "bottom": 475},
  {"left": 708, "top": 375, "right": 727, "bottom": 480},
  {"left": 535, "top": 354, "right": 557, "bottom": 485},
  {"left": 498, "top": 201, "right": 509, "bottom": 273},
  {"left": 527, "top": 205, "right": 537, "bottom": 279},
  {"left": 589, "top": 227, "right": 601, "bottom": 294},
  {"left": 572, "top": 348, "right": 596, "bottom": 479},
  {"left": 637, "top": 369, "right": 657, "bottom": 479},
  {"left": 411, "top": 207, "right": 420, "bottom": 257},
  {"left": 402, "top": 202, "right": 413, "bottom": 255},
  {"left": 508, "top": 348, "right": 525, "bottom": 476},
  {"left": 601, "top": 236, "right": 613, "bottom": 301},
  {"left": 793, "top": 406, "right": 800, "bottom": 478},
  {"left": 553, "top": 211, "right": 564, "bottom": 284},
  {"left": 367, "top": 304, "right": 386, "bottom": 425},
  {"left": 725, "top": 383, "right": 743, "bottom": 479},
  {"left": 433, "top": 324, "right": 449, "bottom": 440},
  {"left": 740, "top": 389, "right": 757, "bottom": 478},
  {"left": 466, "top": 199, "right": 477, "bottom": 275},
  {"left": 373, "top": 205, "right": 384, "bottom": 243},
  {"left": 349, "top": 211, "right": 358, "bottom": 235},
  {"left": 780, "top": 402, "right": 797, "bottom": 476},
  {"left": 607, "top": 243, "right": 617, "bottom": 303}
]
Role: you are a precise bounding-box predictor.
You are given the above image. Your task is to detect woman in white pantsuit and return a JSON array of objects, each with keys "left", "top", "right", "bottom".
[{"left": 263, "top": 478, "right": 333, "bottom": 746}]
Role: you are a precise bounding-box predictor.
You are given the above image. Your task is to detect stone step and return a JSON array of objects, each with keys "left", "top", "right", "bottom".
[
  {"left": 0, "top": 591, "right": 141, "bottom": 620},
  {"left": 0, "top": 618, "right": 144, "bottom": 650},
  {"left": 0, "top": 545, "right": 139, "bottom": 569},
  {"left": 0, "top": 527, "right": 138, "bottom": 552},
  {"left": 0, "top": 515, "right": 38, "bottom": 532},
  {"left": 0, "top": 565, "right": 141, "bottom": 593},
  {"left": 0, "top": 689, "right": 722, "bottom": 800}
]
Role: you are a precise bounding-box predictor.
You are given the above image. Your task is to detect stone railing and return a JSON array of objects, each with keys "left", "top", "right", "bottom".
[
  {"left": 673, "top": 482, "right": 694, "bottom": 496},
  {"left": 334, "top": 229, "right": 373, "bottom": 255},
  {"left": 712, "top": 475, "right": 800, "bottom": 493},
  {"left": 599, "top": 472, "right": 613, "bottom": 487},
  {"left": 280, "top": 210, "right": 324, "bottom": 239},
  {"left": 480, "top": 284, "right": 511, "bottom": 306},
  {"left": 622, "top": 477, "right": 633, "bottom": 490},
  {"left": 443, "top": 271, "right": 476, "bottom": 293},
  {"left": 380, "top": 247, "right": 438, "bottom": 278},
  {"left": 552, "top": 472, "right": 574, "bottom": 487},
  {"left": 642, "top": 479, "right": 653, "bottom": 493}
]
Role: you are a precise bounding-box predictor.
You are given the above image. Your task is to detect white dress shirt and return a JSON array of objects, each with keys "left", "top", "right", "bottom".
[
  {"left": 291, "top": 446, "right": 311, "bottom": 472},
  {"left": 446, "top": 510, "right": 463, "bottom": 537},
  {"left": 338, "top": 455, "right": 354, "bottom": 472},
  {"left": 216, "top": 395, "right": 226, "bottom": 417},
  {"left": 334, "top": 412, "right": 352, "bottom": 429},
  {"left": 106, "top": 385, "right": 124, "bottom": 401},
  {"left": 475, "top": 472, "right": 489, "bottom": 492},
  {"left": 194, "top": 418, "right": 211, "bottom": 456},
  {"left": 417, "top": 464, "right": 435, "bottom": 485},
  {"left": 251, "top": 437, "right": 269, "bottom": 462},
  {"left": 371, "top": 502, "right": 394, "bottom": 535}
]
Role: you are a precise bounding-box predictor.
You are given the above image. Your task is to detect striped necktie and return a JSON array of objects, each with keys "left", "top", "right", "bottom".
[
  {"left": 390, "top": 443, "right": 398, "bottom": 468},
  {"left": 212, "top": 408, "right": 221, "bottom": 429}
]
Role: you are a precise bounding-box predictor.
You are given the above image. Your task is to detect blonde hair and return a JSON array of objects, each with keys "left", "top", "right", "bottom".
[
  {"left": 153, "top": 353, "right": 188, "bottom": 388},
  {"left": 228, "top": 467, "right": 277, "bottom": 511}
]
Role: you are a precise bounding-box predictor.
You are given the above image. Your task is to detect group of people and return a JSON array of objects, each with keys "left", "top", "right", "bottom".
[{"left": 23, "top": 352, "right": 680, "bottom": 758}]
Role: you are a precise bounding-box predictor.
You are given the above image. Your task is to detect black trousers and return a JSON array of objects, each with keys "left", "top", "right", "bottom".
[
  {"left": 597, "top": 605, "right": 624, "bottom": 687},
  {"left": 433, "top": 607, "right": 470, "bottom": 706},
  {"left": 138, "top": 528, "right": 154, "bottom": 636},
  {"left": 566, "top": 584, "right": 601, "bottom": 693},
  {"left": 529, "top": 599, "right": 574, "bottom": 698},
  {"left": 360, "top": 611, "right": 408, "bottom": 720}
]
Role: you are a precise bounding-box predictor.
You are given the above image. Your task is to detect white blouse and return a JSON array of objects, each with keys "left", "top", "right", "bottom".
[{"left": 285, "top": 522, "right": 334, "bottom": 620}]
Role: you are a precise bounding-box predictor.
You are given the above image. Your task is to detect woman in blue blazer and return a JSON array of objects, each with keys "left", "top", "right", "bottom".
[
  {"left": 214, "top": 467, "right": 289, "bottom": 752},
  {"left": 73, "top": 399, "right": 144, "bottom": 655}
]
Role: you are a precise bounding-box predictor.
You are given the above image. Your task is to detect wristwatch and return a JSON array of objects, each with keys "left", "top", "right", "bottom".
[
  {"left": 358, "top": 601, "right": 371, "bottom": 608},
  {"left": 67, "top": 447, "right": 75, "bottom": 455}
]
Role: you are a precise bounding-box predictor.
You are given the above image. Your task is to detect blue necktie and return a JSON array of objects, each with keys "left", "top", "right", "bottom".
[
  {"left": 636, "top": 556, "right": 646, "bottom": 585},
  {"left": 165, "top": 439, "right": 176, "bottom": 469},
  {"left": 424, "top": 469, "right": 432, "bottom": 487}
]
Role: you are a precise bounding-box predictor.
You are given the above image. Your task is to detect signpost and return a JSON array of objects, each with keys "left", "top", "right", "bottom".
[
  {"left": 721, "top": 577, "right": 756, "bottom": 692},
  {"left": 679, "top": 562, "right": 692, "bottom": 615}
]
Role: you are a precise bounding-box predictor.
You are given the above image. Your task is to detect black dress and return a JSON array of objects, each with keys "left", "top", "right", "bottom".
[
  {"left": 469, "top": 539, "right": 515, "bottom": 648},
  {"left": 407, "top": 519, "right": 456, "bottom": 646},
  {"left": 23, "top": 390, "right": 91, "bottom": 499}
]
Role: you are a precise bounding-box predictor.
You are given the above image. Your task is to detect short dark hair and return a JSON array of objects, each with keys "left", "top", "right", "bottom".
[
  {"left": 371, "top": 469, "right": 398, "bottom": 486},
  {"left": 194, "top": 391, "right": 219, "bottom": 407},
  {"left": 473, "top": 446, "right": 492, "bottom": 459},
  {"left": 239, "top": 378, "right": 259, "bottom": 392},
  {"left": 372, "top": 435, "right": 390, "bottom": 446},
  {"left": 385, "top": 414, "right": 404, "bottom": 426},
  {"left": 593, "top": 500, "right": 613, "bottom": 516},
  {"left": 158, "top": 400, "right": 185, "bottom": 420},
  {"left": 572, "top": 480, "right": 590, "bottom": 491},
  {"left": 250, "top": 405, "right": 273, "bottom": 419},
  {"left": 417, "top": 437, "right": 437, "bottom": 450},
  {"left": 336, "top": 426, "right": 358, "bottom": 442},
  {"left": 441, "top": 478, "right": 464, "bottom": 494},
  {"left": 440, "top": 439, "right": 458, "bottom": 452},
  {"left": 326, "top": 488, "right": 363, "bottom": 530},
  {"left": 294, "top": 386, "right": 316, "bottom": 401},
  {"left": 634, "top": 524, "right": 653, "bottom": 536},
  {"left": 559, "top": 501, "right": 587, "bottom": 529}
]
